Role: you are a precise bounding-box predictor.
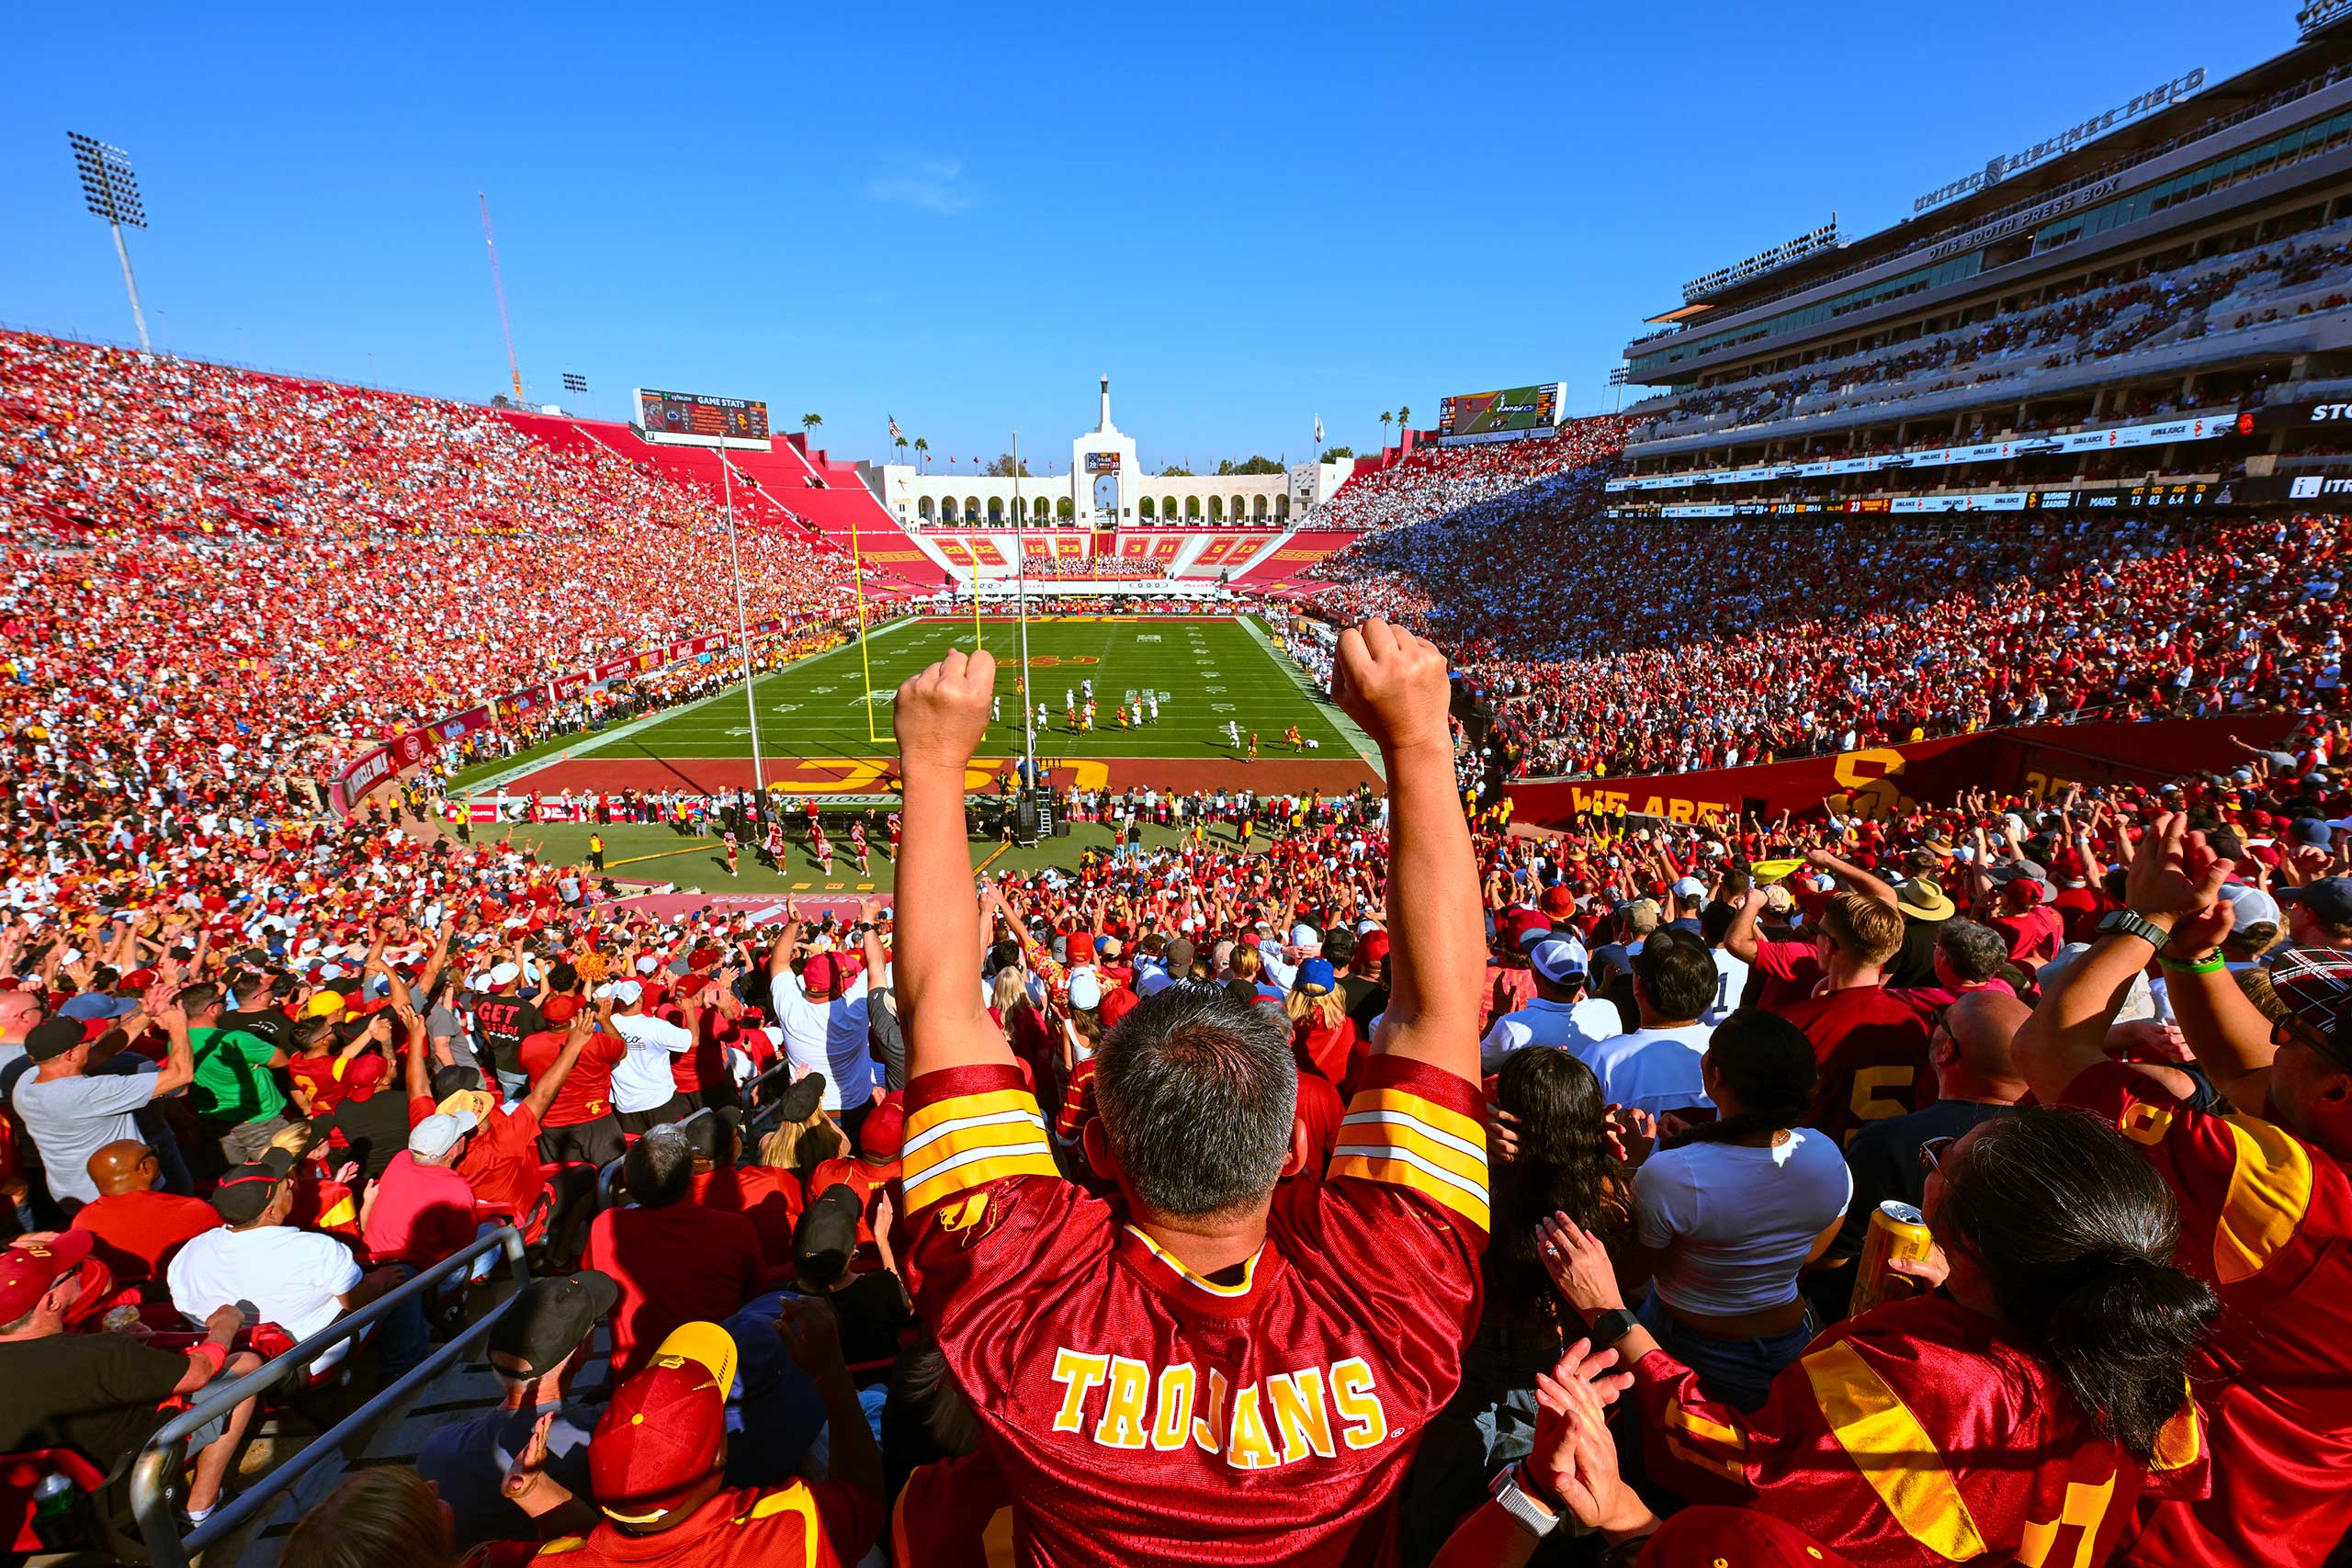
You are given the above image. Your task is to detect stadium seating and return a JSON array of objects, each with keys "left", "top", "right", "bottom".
[
  {"left": 1636, "top": 221, "right": 2352, "bottom": 444},
  {"left": 0, "top": 329, "right": 855, "bottom": 786},
  {"left": 1306, "top": 417, "right": 1640, "bottom": 533}
]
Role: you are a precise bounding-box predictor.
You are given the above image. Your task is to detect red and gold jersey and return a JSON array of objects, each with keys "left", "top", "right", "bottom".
[
  {"left": 897, "top": 1055, "right": 1487, "bottom": 1566},
  {"left": 2064, "top": 1061, "right": 2352, "bottom": 1568},
  {"left": 1635, "top": 1295, "right": 2205, "bottom": 1567},
  {"left": 890, "top": 1452, "right": 1016, "bottom": 1568},
  {"left": 532, "top": 1478, "right": 879, "bottom": 1568}
]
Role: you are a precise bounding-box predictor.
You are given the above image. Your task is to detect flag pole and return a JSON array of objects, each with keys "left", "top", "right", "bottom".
[{"left": 1014, "top": 430, "right": 1035, "bottom": 790}]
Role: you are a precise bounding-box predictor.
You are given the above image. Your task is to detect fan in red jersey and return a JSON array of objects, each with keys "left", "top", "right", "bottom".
[
  {"left": 886, "top": 618, "right": 1491, "bottom": 1566},
  {"left": 2018, "top": 811, "right": 2352, "bottom": 1568},
  {"left": 1535, "top": 1107, "right": 2213, "bottom": 1567}
]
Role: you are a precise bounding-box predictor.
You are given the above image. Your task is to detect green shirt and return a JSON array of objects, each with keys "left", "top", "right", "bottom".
[{"left": 187, "top": 1025, "right": 287, "bottom": 1124}]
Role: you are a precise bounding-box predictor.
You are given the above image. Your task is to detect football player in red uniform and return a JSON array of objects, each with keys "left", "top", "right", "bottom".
[
  {"left": 2018, "top": 812, "right": 2352, "bottom": 1568},
  {"left": 887, "top": 617, "right": 1489, "bottom": 1565}
]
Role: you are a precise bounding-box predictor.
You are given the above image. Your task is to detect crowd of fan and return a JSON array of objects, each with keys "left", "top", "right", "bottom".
[
  {"left": 8, "top": 621, "right": 2352, "bottom": 1567},
  {"left": 1312, "top": 505, "right": 2346, "bottom": 779},
  {"left": 1302, "top": 419, "right": 1641, "bottom": 534},
  {"left": 0, "top": 331, "right": 859, "bottom": 790},
  {"left": 1645, "top": 222, "right": 2352, "bottom": 439}
]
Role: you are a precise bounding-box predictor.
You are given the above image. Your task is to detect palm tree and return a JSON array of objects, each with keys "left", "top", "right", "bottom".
[
  {"left": 800, "top": 412, "right": 823, "bottom": 445},
  {"left": 1380, "top": 411, "right": 1393, "bottom": 446},
  {"left": 913, "top": 436, "right": 930, "bottom": 471},
  {"left": 894, "top": 434, "right": 909, "bottom": 463},
  {"left": 1396, "top": 403, "right": 1411, "bottom": 437}
]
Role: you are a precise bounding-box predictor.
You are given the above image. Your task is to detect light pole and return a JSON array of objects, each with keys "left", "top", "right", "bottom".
[
  {"left": 70, "top": 133, "right": 150, "bottom": 351},
  {"left": 717, "top": 450, "right": 765, "bottom": 793}
]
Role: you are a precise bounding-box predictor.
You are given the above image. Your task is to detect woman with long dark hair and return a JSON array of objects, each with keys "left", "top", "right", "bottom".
[
  {"left": 1396, "top": 1048, "right": 1631, "bottom": 1562},
  {"left": 1613, "top": 1008, "right": 1850, "bottom": 1409},
  {"left": 1532, "top": 1106, "right": 2217, "bottom": 1565}
]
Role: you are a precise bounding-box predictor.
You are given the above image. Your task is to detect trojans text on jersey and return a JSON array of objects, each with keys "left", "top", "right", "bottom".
[{"left": 1048, "top": 1348, "right": 1391, "bottom": 1471}]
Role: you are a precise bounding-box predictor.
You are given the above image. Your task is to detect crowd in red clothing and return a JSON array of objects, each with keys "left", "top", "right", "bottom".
[
  {"left": 1311, "top": 504, "right": 2348, "bottom": 779},
  {"left": 3, "top": 604, "right": 2352, "bottom": 1563},
  {"left": 0, "top": 330, "right": 859, "bottom": 794}
]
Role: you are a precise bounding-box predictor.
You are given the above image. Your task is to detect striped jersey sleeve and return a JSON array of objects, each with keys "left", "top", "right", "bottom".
[
  {"left": 900, "top": 1063, "right": 1059, "bottom": 1215},
  {"left": 1327, "top": 1054, "right": 1490, "bottom": 1235}
]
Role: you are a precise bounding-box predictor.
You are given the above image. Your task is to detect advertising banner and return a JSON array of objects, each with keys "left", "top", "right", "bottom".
[{"left": 1506, "top": 715, "right": 2295, "bottom": 828}]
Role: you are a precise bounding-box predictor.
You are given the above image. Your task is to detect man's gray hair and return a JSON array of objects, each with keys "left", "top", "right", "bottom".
[{"left": 1093, "top": 985, "right": 1297, "bottom": 1219}]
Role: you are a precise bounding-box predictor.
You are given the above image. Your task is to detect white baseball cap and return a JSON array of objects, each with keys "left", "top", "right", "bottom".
[
  {"left": 409, "top": 1110, "right": 479, "bottom": 1159},
  {"left": 1530, "top": 937, "right": 1590, "bottom": 985},
  {"left": 613, "top": 979, "right": 644, "bottom": 1006}
]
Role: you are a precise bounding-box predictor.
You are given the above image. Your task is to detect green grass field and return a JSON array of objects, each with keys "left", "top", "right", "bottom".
[{"left": 583, "top": 614, "right": 1357, "bottom": 762}]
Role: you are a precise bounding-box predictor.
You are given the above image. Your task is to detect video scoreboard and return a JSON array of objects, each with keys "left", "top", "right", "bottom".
[
  {"left": 1437, "top": 382, "right": 1566, "bottom": 446},
  {"left": 1085, "top": 451, "right": 1122, "bottom": 474},
  {"left": 633, "top": 388, "right": 771, "bottom": 449}
]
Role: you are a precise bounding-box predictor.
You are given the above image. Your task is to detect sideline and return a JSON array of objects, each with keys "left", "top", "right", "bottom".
[{"left": 1237, "top": 612, "right": 1385, "bottom": 782}]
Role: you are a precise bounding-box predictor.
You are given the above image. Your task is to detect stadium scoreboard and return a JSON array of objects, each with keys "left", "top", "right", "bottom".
[
  {"left": 1085, "top": 451, "right": 1122, "bottom": 474},
  {"left": 1437, "top": 383, "right": 1567, "bottom": 446},
  {"left": 632, "top": 388, "right": 771, "bottom": 450}
]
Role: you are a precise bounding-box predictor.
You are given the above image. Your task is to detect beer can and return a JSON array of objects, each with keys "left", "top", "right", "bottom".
[{"left": 1851, "top": 1201, "right": 1933, "bottom": 1317}]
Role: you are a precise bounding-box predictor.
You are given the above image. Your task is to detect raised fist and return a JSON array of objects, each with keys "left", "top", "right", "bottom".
[
  {"left": 894, "top": 649, "right": 997, "bottom": 771},
  {"left": 1331, "top": 618, "right": 1451, "bottom": 754}
]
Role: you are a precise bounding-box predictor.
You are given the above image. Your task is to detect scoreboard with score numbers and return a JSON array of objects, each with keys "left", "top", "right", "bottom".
[{"left": 632, "top": 388, "right": 771, "bottom": 448}]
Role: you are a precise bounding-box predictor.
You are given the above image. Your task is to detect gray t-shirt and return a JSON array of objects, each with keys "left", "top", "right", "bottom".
[{"left": 12, "top": 1065, "right": 159, "bottom": 1206}]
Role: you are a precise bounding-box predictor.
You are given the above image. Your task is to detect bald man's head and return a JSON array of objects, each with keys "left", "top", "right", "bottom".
[
  {"left": 86, "top": 1140, "right": 159, "bottom": 1198},
  {"left": 0, "top": 990, "right": 40, "bottom": 1045},
  {"left": 1939, "top": 990, "right": 2032, "bottom": 1100}
]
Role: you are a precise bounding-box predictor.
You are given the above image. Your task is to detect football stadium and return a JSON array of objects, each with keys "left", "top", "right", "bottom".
[{"left": 9, "top": 2, "right": 2352, "bottom": 1565}]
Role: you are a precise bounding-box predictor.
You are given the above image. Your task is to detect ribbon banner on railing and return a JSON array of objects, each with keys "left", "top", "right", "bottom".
[{"left": 1505, "top": 714, "right": 2295, "bottom": 828}]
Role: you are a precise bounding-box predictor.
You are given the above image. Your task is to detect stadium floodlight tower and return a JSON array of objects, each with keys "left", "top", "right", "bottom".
[{"left": 70, "top": 132, "right": 151, "bottom": 351}]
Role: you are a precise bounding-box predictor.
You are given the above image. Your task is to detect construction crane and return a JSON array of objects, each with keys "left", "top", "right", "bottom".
[{"left": 478, "top": 192, "right": 524, "bottom": 405}]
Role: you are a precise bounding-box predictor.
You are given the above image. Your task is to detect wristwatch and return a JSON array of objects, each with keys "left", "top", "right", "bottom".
[
  {"left": 2097, "top": 908, "right": 2170, "bottom": 949},
  {"left": 1487, "top": 1461, "right": 1561, "bottom": 1539},
  {"left": 1586, "top": 1306, "right": 1641, "bottom": 1351}
]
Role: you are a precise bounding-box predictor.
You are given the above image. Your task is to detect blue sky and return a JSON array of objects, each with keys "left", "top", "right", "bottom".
[{"left": 0, "top": 0, "right": 2297, "bottom": 469}]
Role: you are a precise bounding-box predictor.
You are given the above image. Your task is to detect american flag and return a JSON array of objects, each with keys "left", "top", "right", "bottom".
[{"left": 888, "top": 415, "right": 902, "bottom": 441}]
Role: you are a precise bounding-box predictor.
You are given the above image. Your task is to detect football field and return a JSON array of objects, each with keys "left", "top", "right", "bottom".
[{"left": 503, "top": 614, "right": 1379, "bottom": 797}]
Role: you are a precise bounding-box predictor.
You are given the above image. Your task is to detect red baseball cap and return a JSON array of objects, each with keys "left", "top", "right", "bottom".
[
  {"left": 1639, "top": 1506, "right": 1856, "bottom": 1565},
  {"left": 1097, "top": 986, "right": 1141, "bottom": 1032},
  {"left": 799, "top": 953, "right": 842, "bottom": 999},
  {"left": 858, "top": 1099, "right": 905, "bottom": 1167},
  {"left": 1537, "top": 884, "right": 1577, "bottom": 919},
  {"left": 541, "top": 994, "right": 582, "bottom": 1025},
  {"left": 0, "top": 1230, "right": 95, "bottom": 1323},
  {"left": 1356, "top": 930, "right": 1392, "bottom": 967},
  {"left": 1497, "top": 908, "right": 1551, "bottom": 953},
  {"left": 589, "top": 1322, "right": 736, "bottom": 1527}
]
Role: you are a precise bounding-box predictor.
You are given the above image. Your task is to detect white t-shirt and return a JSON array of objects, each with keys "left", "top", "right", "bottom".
[
  {"left": 1477, "top": 997, "right": 1624, "bottom": 1075},
  {"left": 1705, "top": 947, "right": 1750, "bottom": 1026},
  {"left": 1635, "top": 1131, "right": 1852, "bottom": 1315},
  {"left": 1577, "top": 1022, "right": 1715, "bottom": 1118},
  {"left": 769, "top": 972, "right": 874, "bottom": 1111},
  {"left": 606, "top": 1011, "right": 695, "bottom": 1114},
  {"left": 167, "top": 1224, "right": 366, "bottom": 1371}
]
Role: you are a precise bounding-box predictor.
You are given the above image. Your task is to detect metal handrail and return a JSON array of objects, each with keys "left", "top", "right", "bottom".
[{"left": 128, "top": 1224, "right": 529, "bottom": 1568}]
